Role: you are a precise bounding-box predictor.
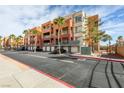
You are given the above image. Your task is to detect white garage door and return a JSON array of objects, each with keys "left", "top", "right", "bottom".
[
  {"left": 43, "top": 47, "right": 46, "bottom": 51},
  {"left": 71, "top": 46, "right": 78, "bottom": 53},
  {"left": 63, "top": 47, "right": 68, "bottom": 52},
  {"left": 51, "top": 47, "right": 55, "bottom": 51},
  {"left": 28, "top": 47, "right": 30, "bottom": 51},
  {"left": 47, "top": 46, "right": 50, "bottom": 51}
]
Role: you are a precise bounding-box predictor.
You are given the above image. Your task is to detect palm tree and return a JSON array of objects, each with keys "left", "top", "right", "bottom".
[
  {"left": 0, "top": 36, "right": 2, "bottom": 39},
  {"left": 23, "top": 30, "right": 28, "bottom": 35},
  {"left": 118, "top": 36, "right": 123, "bottom": 40},
  {"left": 85, "top": 17, "right": 104, "bottom": 53},
  {"left": 23, "top": 30, "right": 29, "bottom": 50},
  {"left": 102, "top": 34, "right": 112, "bottom": 53},
  {"left": 53, "top": 16, "right": 65, "bottom": 54},
  {"left": 90, "top": 30, "right": 106, "bottom": 53},
  {"left": 0, "top": 36, "right": 2, "bottom": 48},
  {"left": 16, "top": 35, "right": 23, "bottom": 49},
  {"left": 9, "top": 34, "right": 16, "bottom": 49},
  {"left": 31, "top": 30, "right": 41, "bottom": 52},
  {"left": 117, "top": 36, "right": 123, "bottom": 44},
  {"left": 84, "top": 26, "right": 106, "bottom": 53}
]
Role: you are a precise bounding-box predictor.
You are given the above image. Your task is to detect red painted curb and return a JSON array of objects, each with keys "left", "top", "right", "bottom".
[
  {"left": 3, "top": 55, "right": 75, "bottom": 88},
  {"left": 31, "top": 68, "right": 75, "bottom": 88}
]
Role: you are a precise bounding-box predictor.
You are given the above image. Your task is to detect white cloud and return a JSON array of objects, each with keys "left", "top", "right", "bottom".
[
  {"left": 0, "top": 5, "right": 60, "bottom": 36},
  {"left": 85, "top": 6, "right": 124, "bottom": 18},
  {"left": 101, "top": 21, "right": 124, "bottom": 30},
  {"left": 0, "top": 5, "right": 77, "bottom": 37}
]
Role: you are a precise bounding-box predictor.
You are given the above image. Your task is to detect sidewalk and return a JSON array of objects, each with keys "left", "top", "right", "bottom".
[
  {"left": 0, "top": 54, "right": 71, "bottom": 88},
  {"left": 69, "top": 53, "right": 124, "bottom": 63}
]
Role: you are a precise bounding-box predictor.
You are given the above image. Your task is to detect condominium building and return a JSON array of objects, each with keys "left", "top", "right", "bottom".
[
  {"left": 24, "top": 11, "right": 99, "bottom": 53},
  {"left": 42, "top": 11, "right": 99, "bottom": 53},
  {"left": 42, "top": 15, "right": 74, "bottom": 52},
  {"left": 24, "top": 26, "right": 42, "bottom": 50},
  {"left": 42, "top": 21, "right": 53, "bottom": 51}
]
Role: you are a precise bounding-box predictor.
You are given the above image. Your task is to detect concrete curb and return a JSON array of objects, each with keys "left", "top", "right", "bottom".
[{"left": 69, "top": 54, "right": 124, "bottom": 63}]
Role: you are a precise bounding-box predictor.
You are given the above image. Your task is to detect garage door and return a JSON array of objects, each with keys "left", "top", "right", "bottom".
[
  {"left": 71, "top": 46, "right": 79, "bottom": 53},
  {"left": 46, "top": 46, "right": 50, "bottom": 51},
  {"left": 43, "top": 47, "right": 46, "bottom": 51},
  {"left": 63, "top": 47, "right": 68, "bottom": 52},
  {"left": 51, "top": 47, "right": 55, "bottom": 51}
]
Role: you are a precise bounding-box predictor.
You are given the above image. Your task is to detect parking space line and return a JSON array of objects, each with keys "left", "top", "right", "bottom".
[
  {"left": 26, "top": 54, "right": 47, "bottom": 59},
  {"left": 51, "top": 59, "right": 57, "bottom": 60},
  {"left": 60, "top": 60, "right": 75, "bottom": 64}
]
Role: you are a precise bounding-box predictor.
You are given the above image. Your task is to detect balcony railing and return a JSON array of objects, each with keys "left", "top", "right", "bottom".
[
  {"left": 117, "top": 42, "right": 124, "bottom": 46},
  {"left": 43, "top": 43, "right": 50, "bottom": 46},
  {"left": 43, "top": 28, "right": 51, "bottom": 33},
  {"left": 55, "top": 40, "right": 80, "bottom": 46},
  {"left": 43, "top": 35, "right": 50, "bottom": 38}
]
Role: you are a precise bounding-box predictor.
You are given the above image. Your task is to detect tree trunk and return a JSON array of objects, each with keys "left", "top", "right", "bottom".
[
  {"left": 10, "top": 38, "right": 12, "bottom": 50},
  {"left": 58, "top": 28, "right": 61, "bottom": 54},
  {"left": 108, "top": 40, "right": 111, "bottom": 54},
  {"left": 35, "top": 36, "right": 37, "bottom": 52},
  {"left": 92, "top": 40, "right": 94, "bottom": 53},
  {"left": 24, "top": 36, "right": 26, "bottom": 51},
  {"left": 17, "top": 43, "right": 18, "bottom": 49}
]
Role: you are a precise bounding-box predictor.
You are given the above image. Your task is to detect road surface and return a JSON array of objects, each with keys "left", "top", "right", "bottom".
[{"left": 1, "top": 51, "right": 124, "bottom": 88}]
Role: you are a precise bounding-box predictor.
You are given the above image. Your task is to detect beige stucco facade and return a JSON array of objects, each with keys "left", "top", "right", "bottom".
[{"left": 117, "top": 46, "right": 124, "bottom": 57}]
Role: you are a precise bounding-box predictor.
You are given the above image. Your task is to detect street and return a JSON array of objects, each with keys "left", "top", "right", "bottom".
[{"left": 1, "top": 51, "right": 124, "bottom": 88}]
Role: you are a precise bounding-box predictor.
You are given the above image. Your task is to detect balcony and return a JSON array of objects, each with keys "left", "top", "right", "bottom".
[
  {"left": 43, "top": 38, "right": 51, "bottom": 41},
  {"left": 43, "top": 35, "right": 50, "bottom": 38},
  {"left": 117, "top": 42, "right": 124, "bottom": 46},
  {"left": 43, "top": 29, "right": 51, "bottom": 33},
  {"left": 56, "top": 40, "right": 80, "bottom": 46},
  {"left": 60, "top": 33, "right": 70, "bottom": 38},
  {"left": 43, "top": 43, "right": 49, "bottom": 46},
  {"left": 51, "top": 34, "right": 55, "bottom": 38}
]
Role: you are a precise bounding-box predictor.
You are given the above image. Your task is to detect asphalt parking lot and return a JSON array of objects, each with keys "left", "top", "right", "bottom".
[{"left": 1, "top": 51, "right": 124, "bottom": 88}]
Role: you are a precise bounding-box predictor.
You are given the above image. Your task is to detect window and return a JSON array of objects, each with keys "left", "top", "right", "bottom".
[
  {"left": 47, "top": 26, "right": 51, "bottom": 30},
  {"left": 62, "top": 39, "right": 68, "bottom": 44},
  {"left": 75, "top": 26, "right": 82, "bottom": 33},
  {"left": 62, "top": 27, "right": 68, "bottom": 34},
  {"left": 94, "top": 21, "right": 98, "bottom": 26},
  {"left": 56, "top": 29, "right": 58, "bottom": 35},
  {"left": 43, "top": 25, "right": 51, "bottom": 30},
  {"left": 75, "top": 16, "right": 82, "bottom": 23},
  {"left": 75, "top": 37, "right": 81, "bottom": 41}
]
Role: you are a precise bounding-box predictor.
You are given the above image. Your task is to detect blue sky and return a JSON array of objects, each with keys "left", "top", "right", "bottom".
[{"left": 0, "top": 5, "right": 124, "bottom": 45}]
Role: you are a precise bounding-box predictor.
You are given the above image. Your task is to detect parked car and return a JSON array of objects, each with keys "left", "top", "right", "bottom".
[
  {"left": 36, "top": 48, "right": 43, "bottom": 52},
  {"left": 50, "top": 48, "right": 67, "bottom": 54},
  {"left": 16, "top": 46, "right": 25, "bottom": 51}
]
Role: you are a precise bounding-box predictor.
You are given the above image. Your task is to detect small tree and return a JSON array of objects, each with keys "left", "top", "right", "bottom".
[{"left": 102, "top": 34, "right": 112, "bottom": 53}]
